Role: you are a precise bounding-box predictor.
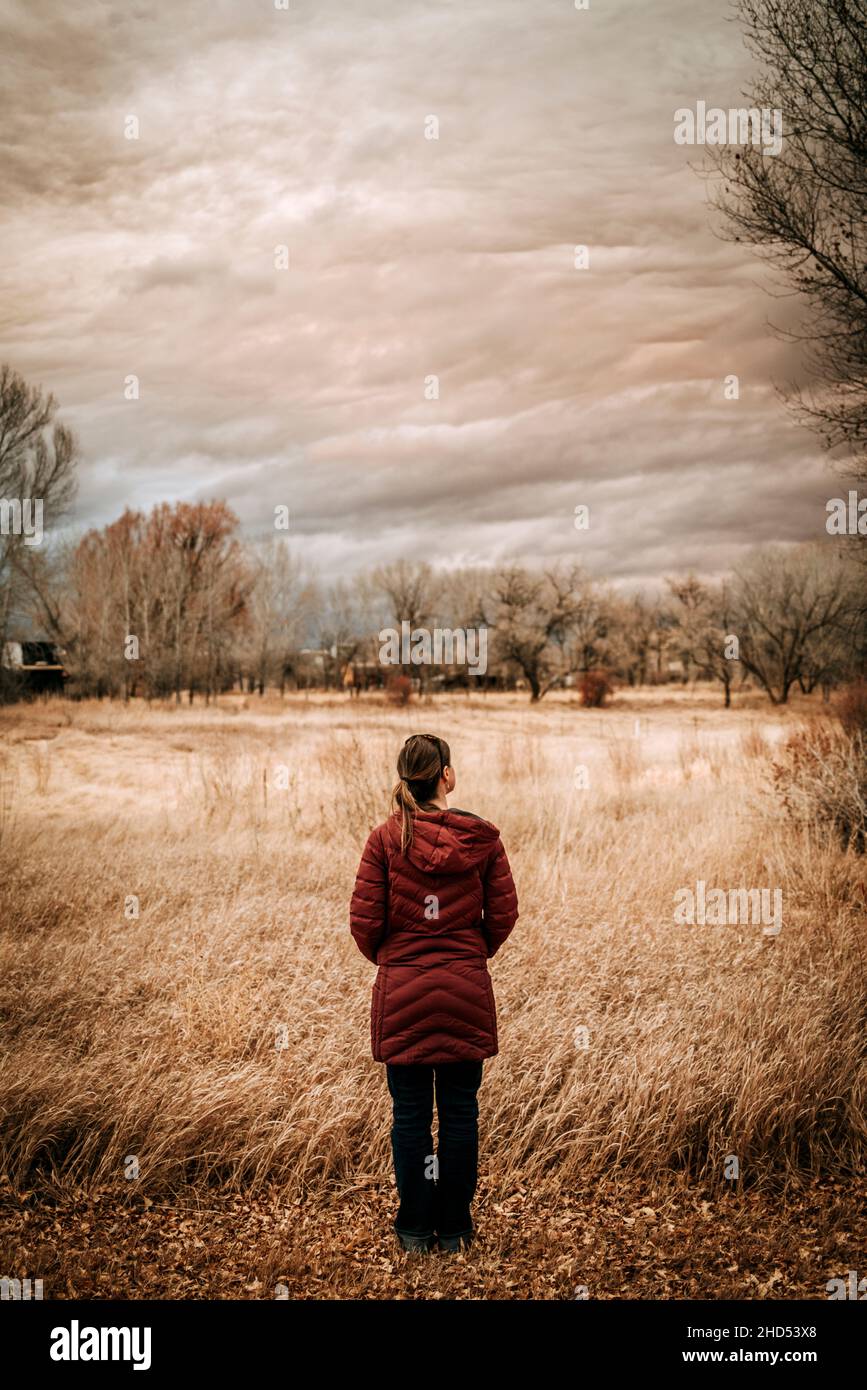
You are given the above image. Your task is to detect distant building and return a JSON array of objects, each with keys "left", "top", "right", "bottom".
[{"left": 2, "top": 640, "right": 69, "bottom": 695}]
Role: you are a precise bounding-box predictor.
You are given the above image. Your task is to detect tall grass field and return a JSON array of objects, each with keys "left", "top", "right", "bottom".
[{"left": 1, "top": 687, "right": 865, "bottom": 1299}]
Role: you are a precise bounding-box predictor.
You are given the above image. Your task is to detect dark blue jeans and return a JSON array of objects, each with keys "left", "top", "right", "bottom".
[{"left": 385, "top": 1061, "right": 484, "bottom": 1239}]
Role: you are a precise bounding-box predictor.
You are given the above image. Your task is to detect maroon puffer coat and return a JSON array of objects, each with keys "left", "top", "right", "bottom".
[{"left": 350, "top": 808, "right": 519, "bottom": 1065}]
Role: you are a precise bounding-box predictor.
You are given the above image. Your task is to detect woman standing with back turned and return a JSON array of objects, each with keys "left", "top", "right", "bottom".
[{"left": 349, "top": 733, "right": 519, "bottom": 1253}]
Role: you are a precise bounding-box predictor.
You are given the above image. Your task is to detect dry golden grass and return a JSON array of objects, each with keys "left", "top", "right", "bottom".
[{"left": 0, "top": 686, "right": 865, "bottom": 1298}]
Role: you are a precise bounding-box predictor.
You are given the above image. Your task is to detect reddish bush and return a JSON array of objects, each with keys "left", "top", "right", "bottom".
[
  {"left": 384, "top": 673, "right": 412, "bottom": 706},
  {"left": 580, "top": 669, "right": 612, "bottom": 708},
  {"left": 837, "top": 679, "right": 867, "bottom": 737}
]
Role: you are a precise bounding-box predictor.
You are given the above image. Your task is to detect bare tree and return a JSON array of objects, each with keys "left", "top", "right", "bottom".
[
  {"left": 797, "top": 545, "right": 865, "bottom": 696},
  {"left": 490, "top": 563, "right": 605, "bottom": 702},
  {"left": 667, "top": 575, "right": 742, "bottom": 706},
  {"left": 433, "top": 567, "right": 494, "bottom": 690},
  {"left": 245, "top": 539, "right": 313, "bottom": 695},
  {"left": 370, "top": 559, "right": 440, "bottom": 630},
  {"left": 313, "top": 577, "right": 375, "bottom": 692},
  {"left": 608, "top": 592, "right": 672, "bottom": 688},
  {"left": 30, "top": 501, "right": 252, "bottom": 701},
  {"left": 711, "top": 1, "right": 867, "bottom": 475},
  {"left": 0, "top": 365, "right": 77, "bottom": 688},
  {"left": 731, "top": 543, "right": 854, "bottom": 703},
  {"left": 369, "top": 559, "right": 442, "bottom": 692}
]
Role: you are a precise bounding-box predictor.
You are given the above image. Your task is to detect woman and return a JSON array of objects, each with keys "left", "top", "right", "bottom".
[{"left": 349, "top": 732, "right": 519, "bottom": 1254}]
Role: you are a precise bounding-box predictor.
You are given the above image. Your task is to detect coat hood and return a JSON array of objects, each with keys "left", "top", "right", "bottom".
[{"left": 385, "top": 808, "right": 500, "bottom": 874}]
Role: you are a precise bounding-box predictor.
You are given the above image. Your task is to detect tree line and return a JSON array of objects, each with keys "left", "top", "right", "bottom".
[
  {"left": 4, "top": 498, "right": 865, "bottom": 708},
  {"left": 1, "top": 362, "right": 864, "bottom": 706}
]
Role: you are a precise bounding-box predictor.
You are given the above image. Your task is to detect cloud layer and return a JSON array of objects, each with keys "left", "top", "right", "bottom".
[{"left": 0, "top": 0, "right": 836, "bottom": 585}]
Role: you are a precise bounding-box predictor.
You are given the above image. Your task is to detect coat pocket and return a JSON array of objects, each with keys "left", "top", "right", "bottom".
[
  {"left": 372, "top": 969, "right": 391, "bottom": 1055},
  {"left": 484, "top": 971, "right": 497, "bottom": 1041},
  {"left": 371, "top": 979, "right": 382, "bottom": 1054}
]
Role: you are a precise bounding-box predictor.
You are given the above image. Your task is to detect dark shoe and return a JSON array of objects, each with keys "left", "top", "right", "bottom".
[
  {"left": 396, "top": 1230, "right": 435, "bottom": 1253},
  {"left": 437, "top": 1231, "right": 474, "bottom": 1253}
]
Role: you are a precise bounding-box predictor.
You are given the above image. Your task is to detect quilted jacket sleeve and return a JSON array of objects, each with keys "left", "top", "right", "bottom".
[
  {"left": 349, "top": 827, "right": 389, "bottom": 963},
  {"left": 481, "top": 838, "right": 519, "bottom": 958}
]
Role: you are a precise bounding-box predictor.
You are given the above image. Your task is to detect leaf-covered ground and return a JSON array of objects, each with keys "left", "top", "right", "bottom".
[{"left": 2, "top": 1175, "right": 864, "bottom": 1300}]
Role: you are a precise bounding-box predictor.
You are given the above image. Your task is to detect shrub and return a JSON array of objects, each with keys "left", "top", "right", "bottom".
[
  {"left": 837, "top": 679, "right": 867, "bottom": 737},
  {"left": 771, "top": 721, "right": 867, "bottom": 853},
  {"left": 384, "top": 673, "right": 412, "bottom": 706},
  {"left": 580, "top": 669, "right": 612, "bottom": 708}
]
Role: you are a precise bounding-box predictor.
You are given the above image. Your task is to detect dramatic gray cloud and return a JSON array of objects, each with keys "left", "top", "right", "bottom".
[{"left": 0, "top": 0, "right": 835, "bottom": 585}]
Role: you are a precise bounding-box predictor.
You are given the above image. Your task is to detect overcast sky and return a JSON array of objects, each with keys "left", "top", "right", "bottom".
[{"left": 0, "top": 0, "right": 836, "bottom": 586}]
